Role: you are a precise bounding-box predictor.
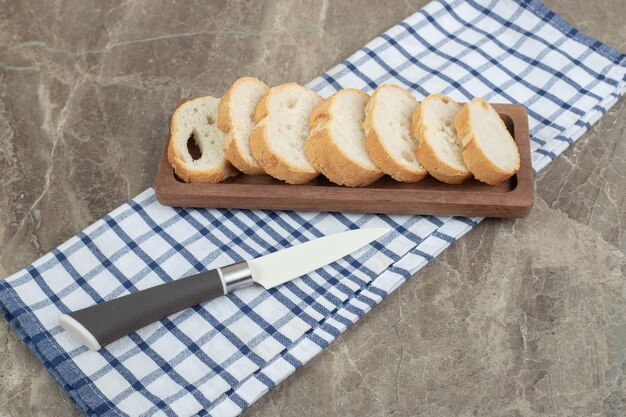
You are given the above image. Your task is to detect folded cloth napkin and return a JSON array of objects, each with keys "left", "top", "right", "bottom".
[{"left": 2, "top": 0, "right": 624, "bottom": 416}]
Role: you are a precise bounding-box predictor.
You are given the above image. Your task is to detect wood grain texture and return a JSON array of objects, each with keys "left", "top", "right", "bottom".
[{"left": 155, "top": 104, "right": 534, "bottom": 218}]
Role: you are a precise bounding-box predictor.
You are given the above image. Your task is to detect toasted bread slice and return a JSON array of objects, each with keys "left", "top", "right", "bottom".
[
  {"left": 412, "top": 94, "right": 471, "bottom": 184},
  {"left": 249, "top": 83, "right": 322, "bottom": 184},
  {"left": 455, "top": 98, "right": 520, "bottom": 185},
  {"left": 168, "top": 97, "right": 238, "bottom": 183},
  {"left": 305, "top": 89, "right": 383, "bottom": 187},
  {"left": 363, "top": 84, "right": 427, "bottom": 182},
  {"left": 218, "top": 77, "right": 269, "bottom": 175}
]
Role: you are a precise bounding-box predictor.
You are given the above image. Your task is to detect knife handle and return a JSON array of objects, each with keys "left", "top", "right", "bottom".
[{"left": 59, "top": 261, "right": 253, "bottom": 351}]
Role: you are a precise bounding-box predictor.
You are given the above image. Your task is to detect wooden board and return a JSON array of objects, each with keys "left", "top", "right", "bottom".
[{"left": 155, "top": 103, "right": 534, "bottom": 218}]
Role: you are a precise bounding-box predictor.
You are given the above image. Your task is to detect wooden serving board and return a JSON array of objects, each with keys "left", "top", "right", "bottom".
[{"left": 155, "top": 103, "right": 534, "bottom": 218}]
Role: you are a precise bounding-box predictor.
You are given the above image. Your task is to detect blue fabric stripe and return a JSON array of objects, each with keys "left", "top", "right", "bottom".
[
  {"left": 520, "top": 0, "right": 625, "bottom": 65},
  {"left": 0, "top": 1, "right": 624, "bottom": 416},
  {"left": 424, "top": 9, "right": 597, "bottom": 111},
  {"left": 467, "top": 0, "right": 624, "bottom": 82}
]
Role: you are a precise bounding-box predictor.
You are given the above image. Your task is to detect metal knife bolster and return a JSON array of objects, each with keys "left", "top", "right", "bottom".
[
  {"left": 59, "top": 228, "right": 390, "bottom": 351},
  {"left": 220, "top": 261, "right": 254, "bottom": 293}
]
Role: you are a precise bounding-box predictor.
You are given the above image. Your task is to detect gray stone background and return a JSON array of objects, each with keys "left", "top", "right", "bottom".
[{"left": 1, "top": 1, "right": 624, "bottom": 416}]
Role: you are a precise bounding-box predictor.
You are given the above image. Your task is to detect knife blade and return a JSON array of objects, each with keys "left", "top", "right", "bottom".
[{"left": 59, "top": 228, "right": 389, "bottom": 351}]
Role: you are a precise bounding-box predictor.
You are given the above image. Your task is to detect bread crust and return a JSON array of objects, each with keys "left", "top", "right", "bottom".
[
  {"left": 412, "top": 94, "right": 472, "bottom": 184},
  {"left": 305, "top": 89, "right": 383, "bottom": 187},
  {"left": 218, "top": 77, "right": 268, "bottom": 175},
  {"left": 455, "top": 98, "right": 520, "bottom": 185},
  {"left": 250, "top": 123, "right": 319, "bottom": 184},
  {"left": 363, "top": 84, "right": 427, "bottom": 183},
  {"left": 249, "top": 83, "right": 320, "bottom": 185},
  {"left": 253, "top": 82, "right": 301, "bottom": 123},
  {"left": 223, "top": 135, "right": 265, "bottom": 176},
  {"left": 253, "top": 82, "right": 274, "bottom": 123},
  {"left": 168, "top": 97, "right": 239, "bottom": 183}
]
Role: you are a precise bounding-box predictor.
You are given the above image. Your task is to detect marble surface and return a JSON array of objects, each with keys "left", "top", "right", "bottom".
[{"left": 1, "top": 0, "right": 624, "bottom": 416}]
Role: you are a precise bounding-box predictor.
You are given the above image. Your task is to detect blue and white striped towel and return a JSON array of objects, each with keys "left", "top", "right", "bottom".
[{"left": 1, "top": 1, "right": 624, "bottom": 416}]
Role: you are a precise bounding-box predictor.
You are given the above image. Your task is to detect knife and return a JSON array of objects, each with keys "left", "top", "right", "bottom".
[{"left": 59, "top": 228, "right": 389, "bottom": 351}]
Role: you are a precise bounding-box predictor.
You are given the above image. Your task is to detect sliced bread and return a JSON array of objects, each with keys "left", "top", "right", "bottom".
[
  {"left": 168, "top": 97, "right": 238, "bottom": 183},
  {"left": 455, "top": 98, "right": 520, "bottom": 185},
  {"left": 218, "top": 77, "right": 269, "bottom": 175},
  {"left": 305, "top": 89, "right": 383, "bottom": 187},
  {"left": 412, "top": 93, "right": 471, "bottom": 184},
  {"left": 363, "top": 84, "right": 427, "bottom": 182},
  {"left": 249, "top": 83, "right": 322, "bottom": 184}
]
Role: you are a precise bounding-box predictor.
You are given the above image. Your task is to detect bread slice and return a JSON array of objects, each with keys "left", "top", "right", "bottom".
[
  {"left": 363, "top": 84, "right": 427, "bottom": 182},
  {"left": 168, "top": 97, "right": 238, "bottom": 183},
  {"left": 218, "top": 77, "right": 269, "bottom": 175},
  {"left": 249, "top": 83, "right": 322, "bottom": 184},
  {"left": 305, "top": 89, "right": 383, "bottom": 187},
  {"left": 412, "top": 94, "right": 471, "bottom": 184},
  {"left": 455, "top": 98, "right": 520, "bottom": 185}
]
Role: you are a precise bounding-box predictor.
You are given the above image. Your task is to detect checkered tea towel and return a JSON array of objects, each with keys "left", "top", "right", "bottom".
[{"left": 1, "top": 0, "right": 624, "bottom": 416}]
